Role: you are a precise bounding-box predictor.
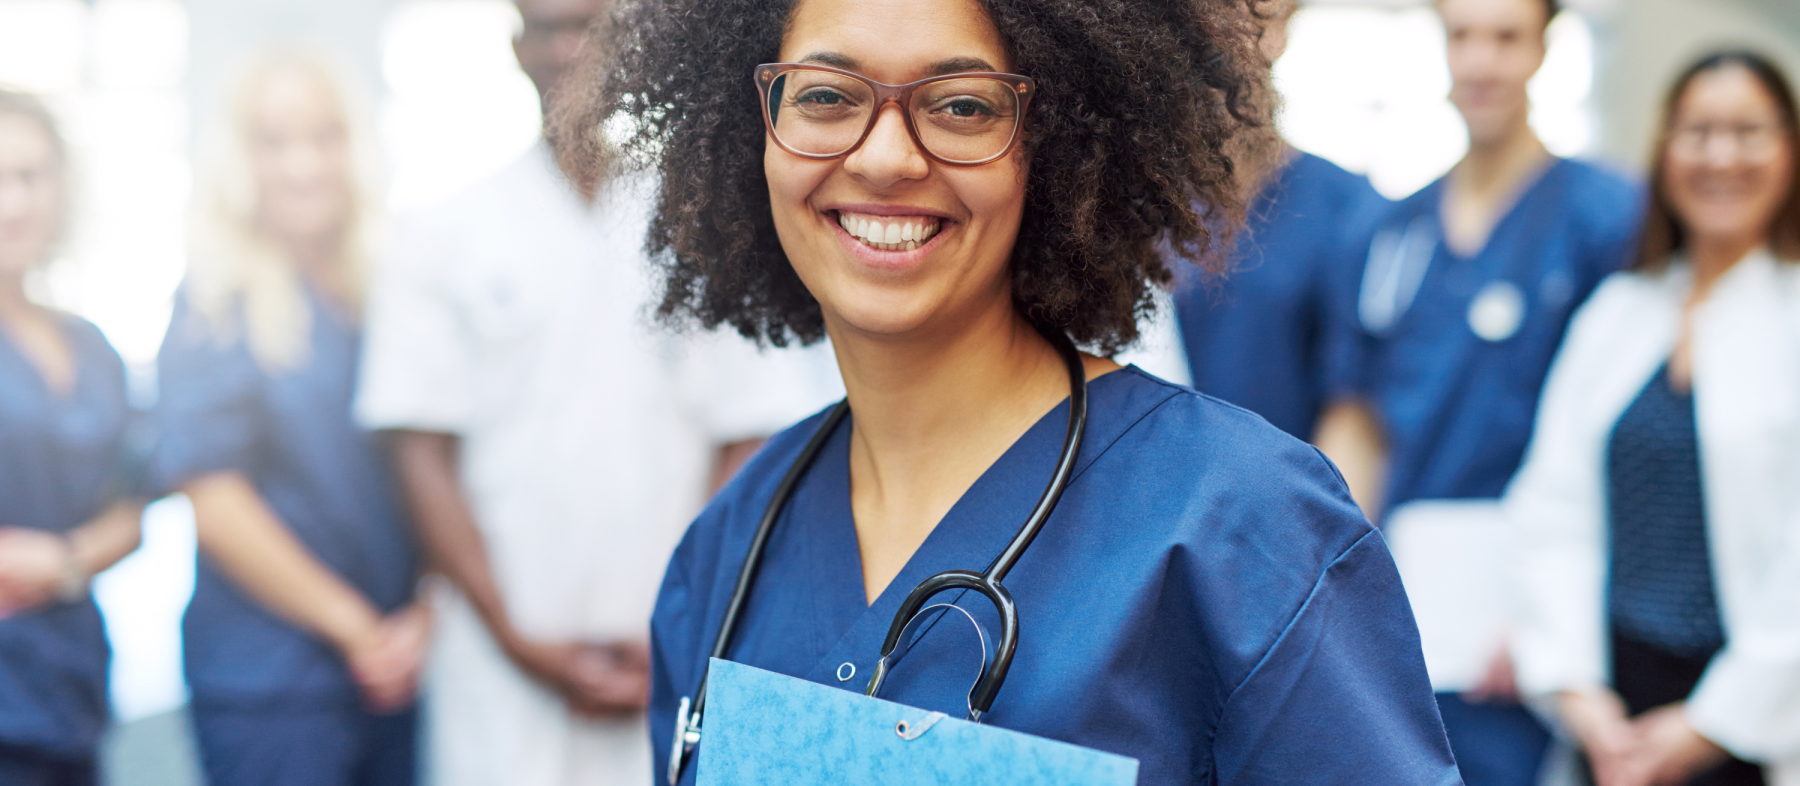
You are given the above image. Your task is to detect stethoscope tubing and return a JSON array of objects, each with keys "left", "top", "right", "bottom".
[{"left": 668, "top": 327, "right": 1089, "bottom": 784}]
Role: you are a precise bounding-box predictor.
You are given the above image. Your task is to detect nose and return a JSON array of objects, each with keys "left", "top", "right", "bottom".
[{"left": 842, "top": 101, "right": 929, "bottom": 188}]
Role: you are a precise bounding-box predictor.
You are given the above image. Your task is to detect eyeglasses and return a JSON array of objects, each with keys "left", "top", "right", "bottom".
[
  {"left": 754, "top": 63, "right": 1034, "bottom": 166},
  {"left": 1669, "top": 119, "right": 1788, "bottom": 159}
]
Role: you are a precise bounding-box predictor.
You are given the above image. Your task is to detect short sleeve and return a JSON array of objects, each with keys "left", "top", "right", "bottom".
[
  {"left": 355, "top": 211, "right": 478, "bottom": 433},
  {"left": 673, "top": 333, "right": 844, "bottom": 444},
  {"left": 1210, "top": 530, "right": 1463, "bottom": 785},
  {"left": 144, "top": 291, "right": 266, "bottom": 496}
]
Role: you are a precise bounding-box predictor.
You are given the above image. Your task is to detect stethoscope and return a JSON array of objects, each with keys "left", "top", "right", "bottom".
[{"left": 666, "top": 329, "right": 1090, "bottom": 785}]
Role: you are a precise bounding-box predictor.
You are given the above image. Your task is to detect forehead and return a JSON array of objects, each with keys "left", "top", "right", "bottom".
[
  {"left": 1676, "top": 66, "right": 1782, "bottom": 120},
  {"left": 0, "top": 114, "right": 58, "bottom": 166},
  {"left": 781, "top": 0, "right": 1012, "bottom": 81},
  {"left": 1438, "top": 0, "right": 1545, "bottom": 29},
  {"left": 250, "top": 69, "right": 342, "bottom": 126}
]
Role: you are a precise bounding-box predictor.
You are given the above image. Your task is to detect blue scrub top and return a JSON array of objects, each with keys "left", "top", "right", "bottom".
[
  {"left": 148, "top": 285, "right": 417, "bottom": 708},
  {"left": 1330, "top": 158, "right": 1640, "bottom": 516},
  {"left": 0, "top": 314, "right": 132, "bottom": 760},
  {"left": 1173, "top": 151, "right": 1387, "bottom": 440},
  {"left": 651, "top": 368, "right": 1461, "bottom": 786}
]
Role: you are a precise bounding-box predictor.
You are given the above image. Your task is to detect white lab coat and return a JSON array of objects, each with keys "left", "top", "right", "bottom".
[
  {"left": 1504, "top": 249, "right": 1800, "bottom": 784},
  {"left": 356, "top": 143, "right": 841, "bottom": 786}
]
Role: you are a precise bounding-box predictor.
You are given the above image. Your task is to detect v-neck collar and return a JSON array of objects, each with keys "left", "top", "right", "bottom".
[
  {"left": 783, "top": 368, "right": 1181, "bottom": 689},
  {"left": 1433, "top": 156, "right": 1568, "bottom": 265},
  {"left": 0, "top": 310, "right": 86, "bottom": 406}
]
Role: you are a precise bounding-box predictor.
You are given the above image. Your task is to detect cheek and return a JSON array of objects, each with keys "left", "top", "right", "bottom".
[
  {"left": 764, "top": 144, "right": 836, "bottom": 226},
  {"left": 968, "top": 159, "right": 1027, "bottom": 231},
  {"left": 1769, "top": 146, "right": 1797, "bottom": 203}
]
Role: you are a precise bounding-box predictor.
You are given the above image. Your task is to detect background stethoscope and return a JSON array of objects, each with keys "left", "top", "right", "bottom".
[
  {"left": 666, "top": 328, "right": 1091, "bottom": 785},
  {"left": 1358, "top": 215, "right": 1527, "bottom": 343}
]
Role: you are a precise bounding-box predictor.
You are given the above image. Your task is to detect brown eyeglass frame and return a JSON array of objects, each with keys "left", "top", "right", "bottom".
[{"left": 754, "top": 63, "right": 1035, "bottom": 167}]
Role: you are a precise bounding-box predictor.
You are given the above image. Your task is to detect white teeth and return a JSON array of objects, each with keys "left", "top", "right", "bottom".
[{"left": 836, "top": 213, "right": 941, "bottom": 251}]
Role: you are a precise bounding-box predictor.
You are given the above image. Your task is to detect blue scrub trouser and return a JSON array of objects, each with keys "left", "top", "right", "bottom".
[
  {"left": 191, "top": 704, "right": 417, "bottom": 786},
  {"left": 1437, "top": 693, "right": 1551, "bottom": 786},
  {"left": 0, "top": 746, "right": 95, "bottom": 786}
]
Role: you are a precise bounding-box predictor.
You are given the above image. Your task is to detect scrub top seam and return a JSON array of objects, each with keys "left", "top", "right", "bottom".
[
  {"left": 1213, "top": 527, "right": 1381, "bottom": 714},
  {"left": 1070, "top": 372, "right": 1185, "bottom": 486}
]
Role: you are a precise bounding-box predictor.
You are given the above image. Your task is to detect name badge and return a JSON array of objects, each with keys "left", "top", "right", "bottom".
[{"left": 1468, "top": 280, "right": 1525, "bottom": 342}]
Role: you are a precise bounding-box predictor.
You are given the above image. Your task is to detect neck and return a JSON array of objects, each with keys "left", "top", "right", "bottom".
[
  {"left": 1688, "top": 233, "right": 1762, "bottom": 299},
  {"left": 1456, "top": 117, "right": 1549, "bottom": 195},
  {"left": 0, "top": 272, "right": 33, "bottom": 321},
  {"left": 833, "top": 304, "right": 1066, "bottom": 476},
  {"left": 278, "top": 230, "right": 348, "bottom": 299}
]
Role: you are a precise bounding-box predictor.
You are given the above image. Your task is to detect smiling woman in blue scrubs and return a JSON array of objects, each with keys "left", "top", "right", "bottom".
[
  {"left": 564, "top": 0, "right": 1460, "bottom": 783},
  {"left": 145, "top": 55, "right": 424, "bottom": 786},
  {"left": 0, "top": 88, "right": 146, "bottom": 786},
  {"left": 1314, "top": 0, "right": 1641, "bottom": 783}
]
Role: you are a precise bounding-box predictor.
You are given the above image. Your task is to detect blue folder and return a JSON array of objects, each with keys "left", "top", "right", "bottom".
[{"left": 696, "top": 658, "right": 1140, "bottom": 785}]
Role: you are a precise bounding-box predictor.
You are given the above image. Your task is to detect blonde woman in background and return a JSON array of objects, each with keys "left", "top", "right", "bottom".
[
  {"left": 143, "top": 52, "right": 426, "bottom": 786},
  {"left": 0, "top": 87, "right": 146, "bottom": 786}
]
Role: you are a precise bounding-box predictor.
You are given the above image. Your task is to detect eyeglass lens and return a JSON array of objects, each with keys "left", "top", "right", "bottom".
[
  {"left": 1671, "top": 120, "right": 1785, "bottom": 157},
  {"left": 767, "top": 69, "right": 1021, "bottom": 163}
]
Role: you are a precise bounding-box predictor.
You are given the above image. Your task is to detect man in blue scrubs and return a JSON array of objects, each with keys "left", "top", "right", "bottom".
[
  {"left": 1171, "top": 0, "right": 1388, "bottom": 441},
  {"left": 1316, "top": 0, "right": 1640, "bottom": 783}
]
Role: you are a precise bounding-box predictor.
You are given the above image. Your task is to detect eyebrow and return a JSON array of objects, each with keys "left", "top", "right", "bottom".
[{"left": 796, "top": 51, "right": 999, "bottom": 77}]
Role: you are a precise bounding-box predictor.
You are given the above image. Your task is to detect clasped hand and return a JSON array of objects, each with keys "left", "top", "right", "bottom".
[
  {"left": 1561, "top": 690, "right": 1731, "bottom": 786},
  {"left": 341, "top": 602, "right": 433, "bottom": 713},
  {"left": 0, "top": 528, "right": 76, "bottom": 616},
  {"left": 506, "top": 636, "right": 651, "bottom": 718}
]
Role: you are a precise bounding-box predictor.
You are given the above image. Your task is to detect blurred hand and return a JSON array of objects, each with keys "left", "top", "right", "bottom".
[
  {"left": 344, "top": 603, "right": 432, "bottom": 713},
  {"left": 0, "top": 528, "right": 73, "bottom": 615},
  {"left": 1465, "top": 642, "right": 1520, "bottom": 704},
  {"left": 1560, "top": 689, "right": 1638, "bottom": 786},
  {"left": 1617, "top": 704, "right": 1729, "bottom": 786},
  {"left": 505, "top": 636, "right": 651, "bottom": 718}
]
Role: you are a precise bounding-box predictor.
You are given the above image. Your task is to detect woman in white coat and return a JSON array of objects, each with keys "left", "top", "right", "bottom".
[{"left": 1506, "top": 51, "right": 1800, "bottom": 786}]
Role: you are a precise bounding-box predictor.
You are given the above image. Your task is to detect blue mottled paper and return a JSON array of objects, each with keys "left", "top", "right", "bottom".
[{"left": 697, "top": 658, "right": 1139, "bottom": 786}]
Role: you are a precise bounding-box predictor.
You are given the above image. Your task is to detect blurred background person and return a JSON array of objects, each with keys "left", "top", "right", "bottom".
[
  {"left": 355, "top": 1, "right": 842, "bottom": 784},
  {"left": 143, "top": 52, "right": 427, "bottom": 786},
  {"left": 1170, "top": 0, "right": 1390, "bottom": 441},
  {"left": 1508, "top": 50, "right": 1800, "bottom": 786},
  {"left": 0, "top": 87, "right": 146, "bottom": 786},
  {"left": 1315, "top": 0, "right": 1642, "bottom": 783}
]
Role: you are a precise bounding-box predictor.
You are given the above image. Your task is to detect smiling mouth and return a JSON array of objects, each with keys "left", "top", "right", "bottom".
[{"left": 834, "top": 210, "right": 944, "bottom": 252}]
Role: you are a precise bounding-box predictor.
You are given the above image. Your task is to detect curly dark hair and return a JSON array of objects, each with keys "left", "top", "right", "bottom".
[{"left": 554, "top": 0, "right": 1276, "bottom": 352}]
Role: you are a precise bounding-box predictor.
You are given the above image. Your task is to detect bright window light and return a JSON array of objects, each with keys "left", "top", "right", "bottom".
[
  {"left": 1277, "top": 5, "right": 1597, "bottom": 198},
  {"left": 381, "top": 0, "right": 543, "bottom": 211}
]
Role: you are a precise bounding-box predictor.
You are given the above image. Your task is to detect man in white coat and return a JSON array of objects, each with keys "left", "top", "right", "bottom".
[{"left": 356, "top": 1, "right": 840, "bottom": 783}]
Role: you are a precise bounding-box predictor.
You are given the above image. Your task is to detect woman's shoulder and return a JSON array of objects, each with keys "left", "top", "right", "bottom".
[
  {"left": 50, "top": 311, "right": 123, "bottom": 365},
  {"left": 1092, "top": 367, "right": 1372, "bottom": 549},
  {"left": 1571, "top": 266, "right": 1683, "bottom": 334}
]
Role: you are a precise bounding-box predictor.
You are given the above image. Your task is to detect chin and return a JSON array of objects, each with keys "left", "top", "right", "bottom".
[{"left": 825, "top": 290, "right": 940, "bottom": 339}]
